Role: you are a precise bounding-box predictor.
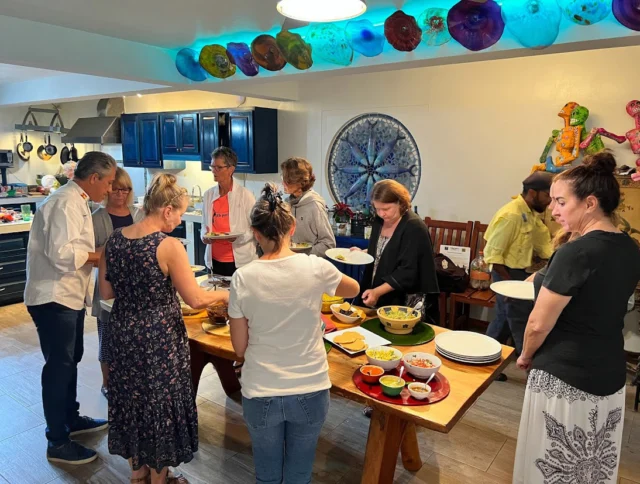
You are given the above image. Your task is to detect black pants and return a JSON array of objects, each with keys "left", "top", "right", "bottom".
[
  {"left": 485, "top": 267, "right": 532, "bottom": 355},
  {"left": 28, "top": 302, "right": 84, "bottom": 445},
  {"left": 210, "top": 258, "right": 236, "bottom": 277}
]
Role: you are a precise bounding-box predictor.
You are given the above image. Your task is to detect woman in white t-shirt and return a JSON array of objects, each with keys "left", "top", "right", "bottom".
[{"left": 228, "top": 183, "right": 359, "bottom": 484}]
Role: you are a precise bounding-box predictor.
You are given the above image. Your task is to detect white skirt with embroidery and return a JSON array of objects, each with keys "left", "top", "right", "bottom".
[{"left": 513, "top": 369, "right": 625, "bottom": 484}]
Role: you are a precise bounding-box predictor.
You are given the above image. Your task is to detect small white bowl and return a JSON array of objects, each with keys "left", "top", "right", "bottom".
[
  {"left": 330, "top": 303, "right": 360, "bottom": 324},
  {"left": 402, "top": 352, "right": 442, "bottom": 379},
  {"left": 366, "top": 346, "right": 403, "bottom": 371},
  {"left": 408, "top": 382, "right": 431, "bottom": 400}
]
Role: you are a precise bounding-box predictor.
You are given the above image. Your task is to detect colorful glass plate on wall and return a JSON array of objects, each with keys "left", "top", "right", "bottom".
[
  {"left": 175, "top": 48, "right": 207, "bottom": 82},
  {"left": 418, "top": 8, "right": 452, "bottom": 47},
  {"left": 613, "top": 0, "right": 640, "bottom": 31},
  {"left": 346, "top": 19, "right": 385, "bottom": 57},
  {"left": 556, "top": 0, "right": 611, "bottom": 25},
  {"left": 226, "top": 42, "right": 260, "bottom": 77},
  {"left": 384, "top": 11, "right": 422, "bottom": 52},
  {"left": 307, "top": 24, "right": 353, "bottom": 66},
  {"left": 502, "top": 0, "right": 562, "bottom": 49},
  {"left": 199, "top": 44, "right": 236, "bottom": 79},
  {"left": 276, "top": 31, "right": 313, "bottom": 70},
  {"left": 447, "top": 0, "right": 505, "bottom": 52},
  {"left": 251, "top": 34, "right": 287, "bottom": 71},
  {"left": 327, "top": 113, "right": 421, "bottom": 211}
]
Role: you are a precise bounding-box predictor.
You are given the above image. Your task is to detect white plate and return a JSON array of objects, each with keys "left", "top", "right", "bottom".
[
  {"left": 324, "top": 326, "right": 391, "bottom": 355},
  {"left": 199, "top": 280, "right": 230, "bottom": 291},
  {"left": 436, "top": 346, "right": 501, "bottom": 363},
  {"left": 435, "top": 348, "right": 501, "bottom": 364},
  {"left": 191, "top": 265, "right": 206, "bottom": 272},
  {"left": 435, "top": 331, "right": 502, "bottom": 359},
  {"left": 203, "top": 232, "right": 243, "bottom": 241},
  {"left": 490, "top": 280, "right": 535, "bottom": 301},
  {"left": 325, "top": 248, "right": 374, "bottom": 266}
]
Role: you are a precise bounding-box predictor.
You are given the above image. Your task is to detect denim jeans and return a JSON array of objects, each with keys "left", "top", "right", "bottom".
[
  {"left": 242, "top": 389, "right": 330, "bottom": 484},
  {"left": 485, "top": 268, "right": 532, "bottom": 354},
  {"left": 28, "top": 302, "right": 84, "bottom": 445}
]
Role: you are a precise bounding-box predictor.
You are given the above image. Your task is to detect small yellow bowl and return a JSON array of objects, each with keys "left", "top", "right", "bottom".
[{"left": 377, "top": 306, "right": 421, "bottom": 335}]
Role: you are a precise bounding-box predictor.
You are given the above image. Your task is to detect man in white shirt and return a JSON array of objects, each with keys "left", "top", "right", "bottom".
[{"left": 25, "top": 152, "right": 116, "bottom": 465}]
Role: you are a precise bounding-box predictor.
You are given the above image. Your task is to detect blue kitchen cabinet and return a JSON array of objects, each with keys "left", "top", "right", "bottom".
[
  {"left": 121, "top": 114, "right": 140, "bottom": 167},
  {"left": 161, "top": 113, "right": 199, "bottom": 158},
  {"left": 199, "top": 111, "right": 220, "bottom": 171},
  {"left": 138, "top": 114, "right": 162, "bottom": 168},
  {"left": 225, "top": 110, "right": 254, "bottom": 173}
]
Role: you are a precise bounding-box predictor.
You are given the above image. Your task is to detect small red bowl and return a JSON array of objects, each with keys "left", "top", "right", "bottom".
[{"left": 360, "top": 365, "right": 384, "bottom": 384}]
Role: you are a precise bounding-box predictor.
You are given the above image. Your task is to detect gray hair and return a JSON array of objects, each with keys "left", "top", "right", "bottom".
[
  {"left": 74, "top": 152, "right": 117, "bottom": 181},
  {"left": 211, "top": 147, "right": 238, "bottom": 168}
]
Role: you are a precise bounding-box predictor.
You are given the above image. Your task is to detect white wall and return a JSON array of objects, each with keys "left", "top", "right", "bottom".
[{"left": 282, "top": 44, "right": 640, "bottom": 224}]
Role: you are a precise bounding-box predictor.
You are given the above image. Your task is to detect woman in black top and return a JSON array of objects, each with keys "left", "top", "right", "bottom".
[
  {"left": 352, "top": 180, "right": 439, "bottom": 319},
  {"left": 514, "top": 152, "right": 640, "bottom": 483}
]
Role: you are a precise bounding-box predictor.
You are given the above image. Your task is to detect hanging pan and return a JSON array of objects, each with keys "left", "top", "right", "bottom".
[
  {"left": 60, "top": 143, "right": 70, "bottom": 164},
  {"left": 37, "top": 135, "right": 52, "bottom": 161},
  {"left": 17, "top": 134, "right": 30, "bottom": 161},
  {"left": 23, "top": 133, "right": 33, "bottom": 153},
  {"left": 45, "top": 135, "right": 57, "bottom": 157}
]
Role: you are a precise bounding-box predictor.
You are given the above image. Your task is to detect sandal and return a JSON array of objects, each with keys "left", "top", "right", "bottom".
[{"left": 167, "top": 469, "right": 188, "bottom": 483}]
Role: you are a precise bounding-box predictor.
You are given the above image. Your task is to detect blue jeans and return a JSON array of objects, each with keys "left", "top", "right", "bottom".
[
  {"left": 486, "top": 270, "right": 509, "bottom": 343},
  {"left": 242, "top": 390, "right": 330, "bottom": 484},
  {"left": 28, "top": 302, "right": 84, "bottom": 445}
]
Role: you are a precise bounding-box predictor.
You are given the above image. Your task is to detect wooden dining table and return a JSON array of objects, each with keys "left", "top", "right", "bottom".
[{"left": 186, "top": 312, "right": 515, "bottom": 484}]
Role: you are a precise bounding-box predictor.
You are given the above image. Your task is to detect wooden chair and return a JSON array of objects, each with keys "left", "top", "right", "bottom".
[
  {"left": 448, "top": 221, "right": 498, "bottom": 330},
  {"left": 423, "top": 218, "right": 474, "bottom": 327}
]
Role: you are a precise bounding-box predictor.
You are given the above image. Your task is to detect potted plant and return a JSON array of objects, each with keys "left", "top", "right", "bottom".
[{"left": 332, "top": 202, "right": 354, "bottom": 236}]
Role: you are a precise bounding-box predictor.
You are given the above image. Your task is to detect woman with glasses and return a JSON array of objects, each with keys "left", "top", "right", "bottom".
[
  {"left": 91, "top": 167, "right": 143, "bottom": 399},
  {"left": 201, "top": 147, "right": 257, "bottom": 276}
]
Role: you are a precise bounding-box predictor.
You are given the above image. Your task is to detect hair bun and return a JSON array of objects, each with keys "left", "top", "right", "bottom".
[{"left": 583, "top": 152, "right": 616, "bottom": 176}]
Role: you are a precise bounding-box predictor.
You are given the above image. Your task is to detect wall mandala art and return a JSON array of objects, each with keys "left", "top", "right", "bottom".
[{"left": 327, "top": 113, "right": 421, "bottom": 211}]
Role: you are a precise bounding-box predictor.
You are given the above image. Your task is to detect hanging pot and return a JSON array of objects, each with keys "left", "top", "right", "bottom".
[
  {"left": 17, "top": 134, "right": 29, "bottom": 161},
  {"left": 60, "top": 143, "right": 70, "bottom": 164},
  {"left": 70, "top": 143, "right": 78, "bottom": 162},
  {"left": 37, "top": 135, "right": 52, "bottom": 161},
  {"left": 45, "top": 135, "right": 57, "bottom": 157},
  {"left": 23, "top": 134, "right": 33, "bottom": 152}
]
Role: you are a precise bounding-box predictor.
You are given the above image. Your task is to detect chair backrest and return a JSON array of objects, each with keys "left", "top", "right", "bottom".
[
  {"left": 423, "top": 217, "right": 474, "bottom": 254},
  {"left": 470, "top": 221, "right": 489, "bottom": 261}
]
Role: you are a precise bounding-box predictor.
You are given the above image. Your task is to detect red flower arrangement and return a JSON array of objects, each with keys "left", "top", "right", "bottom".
[{"left": 332, "top": 202, "right": 354, "bottom": 221}]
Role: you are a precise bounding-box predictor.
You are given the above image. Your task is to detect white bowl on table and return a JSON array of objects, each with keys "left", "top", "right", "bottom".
[
  {"left": 407, "top": 382, "right": 431, "bottom": 400},
  {"left": 365, "top": 346, "right": 402, "bottom": 371},
  {"left": 330, "top": 303, "right": 360, "bottom": 324},
  {"left": 402, "top": 352, "right": 441, "bottom": 379}
]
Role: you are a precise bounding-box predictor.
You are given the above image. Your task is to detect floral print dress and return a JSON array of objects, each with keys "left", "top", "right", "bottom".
[{"left": 105, "top": 229, "right": 198, "bottom": 471}]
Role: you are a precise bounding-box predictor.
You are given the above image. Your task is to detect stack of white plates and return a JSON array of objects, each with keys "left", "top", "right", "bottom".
[{"left": 435, "top": 331, "right": 502, "bottom": 364}]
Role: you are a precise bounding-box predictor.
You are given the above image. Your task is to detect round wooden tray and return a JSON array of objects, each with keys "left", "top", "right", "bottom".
[
  {"left": 359, "top": 319, "right": 435, "bottom": 346},
  {"left": 352, "top": 363, "right": 450, "bottom": 406}
]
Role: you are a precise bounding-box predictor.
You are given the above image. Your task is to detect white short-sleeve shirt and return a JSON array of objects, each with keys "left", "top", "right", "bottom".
[{"left": 228, "top": 254, "right": 342, "bottom": 398}]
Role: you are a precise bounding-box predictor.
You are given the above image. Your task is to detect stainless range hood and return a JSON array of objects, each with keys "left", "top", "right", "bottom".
[{"left": 62, "top": 98, "right": 124, "bottom": 144}]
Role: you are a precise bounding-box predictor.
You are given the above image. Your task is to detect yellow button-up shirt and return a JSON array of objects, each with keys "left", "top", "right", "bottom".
[{"left": 483, "top": 195, "right": 553, "bottom": 269}]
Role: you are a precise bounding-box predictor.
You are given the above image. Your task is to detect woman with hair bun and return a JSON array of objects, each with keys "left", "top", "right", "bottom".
[
  {"left": 513, "top": 152, "right": 640, "bottom": 483},
  {"left": 228, "top": 183, "right": 359, "bottom": 483},
  {"left": 281, "top": 157, "right": 335, "bottom": 257},
  {"left": 99, "top": 173, "right": 228, "bottom": 484}
]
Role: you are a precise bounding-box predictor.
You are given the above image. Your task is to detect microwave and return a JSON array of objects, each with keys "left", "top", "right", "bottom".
[{"left": 0, "top": 150, "right": 14, "bottom": 168}]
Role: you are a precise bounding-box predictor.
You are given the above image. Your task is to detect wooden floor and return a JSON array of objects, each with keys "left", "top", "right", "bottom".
[{"left": 0, "top": 302, "right": 639, "bottom": 484}]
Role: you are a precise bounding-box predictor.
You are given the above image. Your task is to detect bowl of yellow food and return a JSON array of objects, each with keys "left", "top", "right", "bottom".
[
  {"left": 380, "top": 375, "right": 406, "bottom": 397},
  {"left": 322, "top": 293, "right": 344, "bottom": 313},
  {"left": 365, "top": 346, "right": 402, "bottom": 371},
  {"left": 377, "top": 306, "right": 422, "bottom": 335}
]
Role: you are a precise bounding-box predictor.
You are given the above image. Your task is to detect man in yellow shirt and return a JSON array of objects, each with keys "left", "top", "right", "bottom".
[{"left": 484, "top": 172, "right": 554, "bottom": 361}]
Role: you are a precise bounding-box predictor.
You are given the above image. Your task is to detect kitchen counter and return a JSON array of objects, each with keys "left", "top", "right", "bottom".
[
  {"left": 0, "top": 195, "right": 46, "bottom": 206},
  {"left": 182, "top": 212, "right": 202, "bottom": 224},
  {"left": 0, "top": 220, "right": 32, "bottom": 235}
]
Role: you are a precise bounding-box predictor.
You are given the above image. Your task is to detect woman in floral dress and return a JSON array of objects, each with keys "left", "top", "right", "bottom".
[{"left": 99, "top": 173, "right": 228, "bottom": 484}]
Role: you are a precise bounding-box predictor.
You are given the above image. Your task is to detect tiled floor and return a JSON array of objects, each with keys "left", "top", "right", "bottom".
[{"left": 0, "top": 301, "right": 638, "bottom": 483}]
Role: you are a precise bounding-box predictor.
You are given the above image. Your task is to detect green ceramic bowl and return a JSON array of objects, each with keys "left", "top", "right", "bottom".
[{"left": 380, "top": 375, "right": 405, "bottom": 397}]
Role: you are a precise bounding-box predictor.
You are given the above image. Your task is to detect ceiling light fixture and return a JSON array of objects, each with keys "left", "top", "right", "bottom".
[{"left": 277, "top": 0, "right": 367, "bottom": 23}]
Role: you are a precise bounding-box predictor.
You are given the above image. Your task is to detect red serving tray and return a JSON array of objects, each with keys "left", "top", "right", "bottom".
[{"left": 352, "top": 362, "right": 450, "bottom": 406}]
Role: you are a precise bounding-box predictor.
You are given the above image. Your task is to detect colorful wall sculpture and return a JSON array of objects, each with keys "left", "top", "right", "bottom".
[{"left": 174, "top": 0, "right": 640, "bottom": 82}]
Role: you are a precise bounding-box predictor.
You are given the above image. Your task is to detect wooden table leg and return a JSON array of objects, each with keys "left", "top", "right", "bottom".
[
  {"left": 448, "top": 296, "right": 458, "bottom": 330},
  {"left": 361, "top": 408, "right": 410, "bottom": 484},
  {"left": 209, "top": 354, "right": 241, "bottom": 396},
  {"left": 189, "top": 341, "right": 207, "bottom": 395},
  {"left": 400, "top": 423, "right": 423, "bottom": 472}
]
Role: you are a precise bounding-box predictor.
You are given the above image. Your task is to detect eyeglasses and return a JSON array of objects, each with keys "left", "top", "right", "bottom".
[
  {"left": 112, "top": 188, "right": 132, "bottom": 194},
  {"left": 211, "top": 164, "right": 230, "bottom": 171}
]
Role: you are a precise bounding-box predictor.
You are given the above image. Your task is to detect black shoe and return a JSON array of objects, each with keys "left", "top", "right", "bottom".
[
  {"left": 496, "top": 373, "right": 508, "bottom": 382},
  {"left": 47, "top": 441, "right": 98, "bottom": 465},
  {"left": 101, "top": 386, "right": 108, "bottom": 400},
  {"left": 362, "top": 406, "right": 373, "bottom": 419},
  {"left": 69, "top": 416, "right": 109, "bottom": 437}
]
